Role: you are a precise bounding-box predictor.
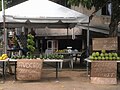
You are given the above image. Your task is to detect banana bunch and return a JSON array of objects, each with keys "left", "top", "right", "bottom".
[{"left": 0, "top": 54, "right": 8, "bottom": 60}]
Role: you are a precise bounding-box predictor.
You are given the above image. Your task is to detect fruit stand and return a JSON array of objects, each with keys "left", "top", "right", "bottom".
[
  {"left": 0, "top": 37, "right": 64, "bottom": 81},
  {"left": 9, "top": 58, "right": 63, "bottom": 80},
  {"left": 8, "top": 53, "right": 64, "bottom": 80},
  {"left": 85, "top": 58, "right": 118, "bottom": 84},
  {"left": 16, "top": 59, "right": 43, "bottom": 81},
  {"left": 86, "top": 37, "right": 119, "bottom": 84}
]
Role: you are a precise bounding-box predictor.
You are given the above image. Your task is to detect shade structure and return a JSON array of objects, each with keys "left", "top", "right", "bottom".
[
  {"left": 0, "top": 0, "right": 89, "bottom": 24},
  {"left": 0, "top": 0, "right": 90, "bottom": 54}
]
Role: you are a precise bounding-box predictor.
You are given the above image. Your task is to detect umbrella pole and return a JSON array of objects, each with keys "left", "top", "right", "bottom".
[
  {"left": 2, "top": 0, "right": 7, "bottom": 54},
  {"left": 87, "top": 23, "right": 90, "bottom": 57}
]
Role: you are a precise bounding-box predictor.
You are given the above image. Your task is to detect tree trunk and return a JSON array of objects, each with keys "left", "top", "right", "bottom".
[
  {"left": 109, "top": 0, "right": 119, "bottom": 37},
  {"left": 109, "top": 20, "right": 118, "bottom": 37}
]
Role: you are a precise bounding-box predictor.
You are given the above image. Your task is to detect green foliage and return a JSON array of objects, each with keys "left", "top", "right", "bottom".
[
  {"left": 27, "top": 39, "right": 35, "bottom": 45},
  {"left": 68, "top": 0, "right": 93, "bottom": 9},
  {"left": 27, "top": 34, "right": 34, "bottom": 39},
  {"left": 27, "top": 34, "right": 35, "bottom": 55},
  {"left": 67, "top": 0, "right": 110, "bottom": 10}
]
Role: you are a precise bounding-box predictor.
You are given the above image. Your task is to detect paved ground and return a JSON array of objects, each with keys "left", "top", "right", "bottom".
[{"left": 0, "top": 63, "right": 120, "bottom": 90}]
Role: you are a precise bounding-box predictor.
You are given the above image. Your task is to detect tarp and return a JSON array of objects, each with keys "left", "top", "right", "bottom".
[{"left": 0, "top": 0, "right": 89, "bottom": 24}]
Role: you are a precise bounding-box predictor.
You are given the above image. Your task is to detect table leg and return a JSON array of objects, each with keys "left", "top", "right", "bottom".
[
  {"left": 60, "top": 62, "right": 63, "bottom": 69},
  {"left": 56, "top": 62, "right": 58, "bottom": 79},
  {"left": 71, "top": 59, "right": 73, "bottom": 69},
  {"left": 14, "top": 61, "right": 17, "bottom": 80},
  {"left": 2, "top": 62, "right": 5, "bottom": 81},
  {"left": 86, "top": 61, "right": 89, "bottom": 76}
]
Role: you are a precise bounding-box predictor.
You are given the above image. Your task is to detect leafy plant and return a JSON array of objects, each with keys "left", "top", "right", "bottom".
[{"left": 27, "top": 34, "right": 35, "bottom": 56}]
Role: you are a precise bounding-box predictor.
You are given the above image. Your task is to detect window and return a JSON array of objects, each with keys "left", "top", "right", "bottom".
[{"left": 102, "top": 3, "right": 111, "bottom": 16}]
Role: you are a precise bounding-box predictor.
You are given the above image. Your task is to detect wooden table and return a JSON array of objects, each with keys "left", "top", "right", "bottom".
[
  {"left": 84, "top": 58, "right": 120, "bottom": 76},
  {"left": 9, "top": 59, "right": 63, "bottom": 80},
  {"left": 44, "top": 59, "right": 63, "bottom": 79},
  {"left": 84, "top": 58, "right": 120, "bottom": 84}
]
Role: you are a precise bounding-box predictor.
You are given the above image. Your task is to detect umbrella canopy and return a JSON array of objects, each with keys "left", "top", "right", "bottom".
[{"left": 0, "top": 0, "right": 89, "bottom": 24}]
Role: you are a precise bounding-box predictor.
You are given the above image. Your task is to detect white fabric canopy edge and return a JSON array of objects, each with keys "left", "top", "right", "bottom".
[{"left": 0, "top": 0, "right": 89, "bottom": 24}]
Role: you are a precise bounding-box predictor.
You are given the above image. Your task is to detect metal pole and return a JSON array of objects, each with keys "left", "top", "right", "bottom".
[
  {"left": 2, "top": 0, "right": 7, "bottom": 54},
  {"left": 87, "top": 23, "right": 90, "bottom": 57}
]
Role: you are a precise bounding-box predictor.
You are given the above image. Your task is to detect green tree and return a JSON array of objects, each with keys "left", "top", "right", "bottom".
[{"left": 68, "top": 0, "right": 120, "bottom": 37}]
